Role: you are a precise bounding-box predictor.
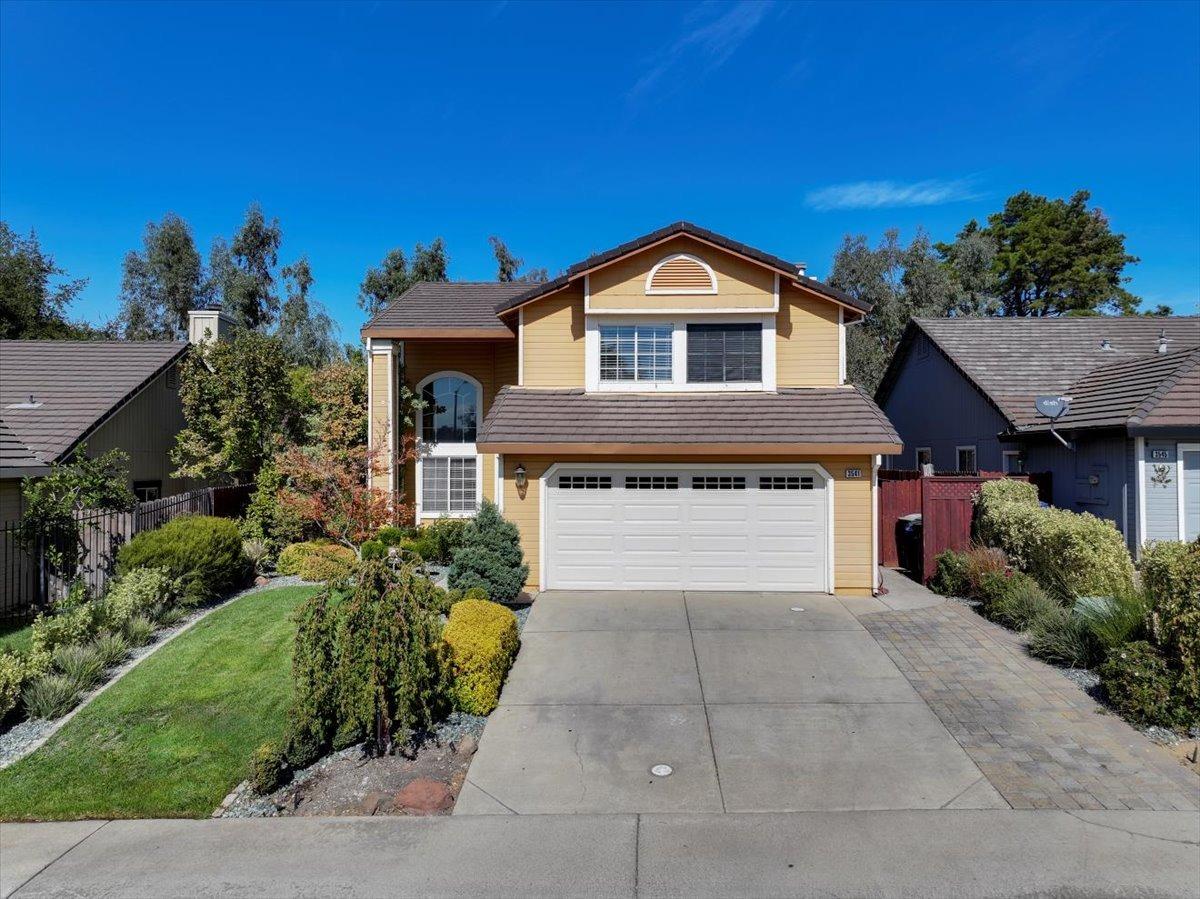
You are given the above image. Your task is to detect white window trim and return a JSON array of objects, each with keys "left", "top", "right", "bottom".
[
  {"left": 956, "top": 445, "right": 978, "bottom": 472},
  {"left": 585, "top": 313, "right": 776, "bottom": 393},
  {"left": 871, "top": 454, "right": 880, "bottom": 595},
  {"left": 915, "top": 447, "right": 933, "bottom": 468},
  {"left": 538, "top": 462, "right": 835, "bottom": 594},
  {"left": 414, "top": 370, "right": 483, "bottom": 520},
  {"left": 644, "top": 253, "right": 718, "bottom": 295},
  {"left": 1179, "top": 442, "right": 1199, "bottom": 541},
  {"left": 1002, "top": 450, "right": 1024, "bottom": 474}
]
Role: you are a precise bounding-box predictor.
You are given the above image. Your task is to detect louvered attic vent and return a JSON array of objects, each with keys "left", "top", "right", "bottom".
[{"left": 645, "top": 254, "right": 717, "bottom": 294}]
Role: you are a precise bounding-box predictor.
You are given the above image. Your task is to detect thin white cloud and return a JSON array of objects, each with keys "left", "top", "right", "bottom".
[
  {"left": 628, "top": 1, "right": 775, "bottom": 101},
  {"left": 805, "top": 178, "right": 982, "bottom": 212}
]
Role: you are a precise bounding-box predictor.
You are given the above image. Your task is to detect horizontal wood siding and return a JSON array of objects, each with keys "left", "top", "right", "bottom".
[
  {"left": 522, "top": 285, "right": 586, "bottom": 387},
  {"left": 775, "top": 284, "right": 840, "bottom": 387},
  {"left": 503, "top": 453, "right": 874, "bottom": 596},
  {"left": 368, "top": 350, "right": 392, "bottom": 492},
  {"left": 0, "top": 480, "right": 23, "bottom": 525},
  {"left": 589, "top": 235, "right": 774, "bottom": 311}
]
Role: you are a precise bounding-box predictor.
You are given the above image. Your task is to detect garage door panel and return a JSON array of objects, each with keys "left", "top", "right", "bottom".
[{"left": 547, "top": 466, "right": 829, "bottom": 592}]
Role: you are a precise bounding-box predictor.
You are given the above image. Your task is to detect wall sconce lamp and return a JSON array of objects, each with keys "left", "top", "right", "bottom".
[{"left": 514, "top": 464, "right": 527, "bottom": 489}]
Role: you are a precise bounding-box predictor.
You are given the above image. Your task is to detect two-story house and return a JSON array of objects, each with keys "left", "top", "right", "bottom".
[{"left": 362, "top": 223, "right": 902, "bottom": 596}]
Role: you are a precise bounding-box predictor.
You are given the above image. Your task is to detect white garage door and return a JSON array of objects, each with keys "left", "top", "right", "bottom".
[{"left": 545, "top": 466, "right": 830, "bottom": 592}]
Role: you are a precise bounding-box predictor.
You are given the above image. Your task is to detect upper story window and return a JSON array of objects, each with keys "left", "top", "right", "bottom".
[
  {"left": 687, "top": 323, "right": 762, "bottom": 383},
  {"left": 421, "top": 375, "right": 477, "bottom": 443},
  {"left": 599, "top": 324, "right": 672, "bottom": 382},
  {"left": 645, "top": 254, "right": 717, "bottom": 294}
]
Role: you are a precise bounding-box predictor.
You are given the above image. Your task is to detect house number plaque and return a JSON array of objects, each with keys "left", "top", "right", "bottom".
[
  {"left": 845, "top": 468, "right": 863, "bottom": 479},
  {"left": 1150, "top": 450, "right": 1170, "bottom": 460}
]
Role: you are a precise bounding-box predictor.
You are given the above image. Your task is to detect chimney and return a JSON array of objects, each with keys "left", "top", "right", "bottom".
[{"left": 187, "top": 303, "right": 236, "bottom": 347}]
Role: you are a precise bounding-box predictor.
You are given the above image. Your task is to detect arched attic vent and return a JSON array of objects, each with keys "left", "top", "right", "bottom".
[{"left": 645, "top": 253, "right": 718, "bottom": 295}]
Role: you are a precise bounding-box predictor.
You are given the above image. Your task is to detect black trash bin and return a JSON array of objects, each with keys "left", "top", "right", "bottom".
[{"left": 895, "top": 513, "right": 923, "bottom": 580}]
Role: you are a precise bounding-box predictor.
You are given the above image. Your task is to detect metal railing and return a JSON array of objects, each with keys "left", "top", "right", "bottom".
[{"left": 0, "top": 484, "right": 251, "bottom": 620}]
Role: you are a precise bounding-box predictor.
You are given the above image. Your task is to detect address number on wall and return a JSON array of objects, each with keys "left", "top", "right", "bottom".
[
  {"left": 1150, "top": 450, "right": 1170, "bottom": 460},
  {"left": 845, "top": 468, "right": 863, "bottom": 479}
]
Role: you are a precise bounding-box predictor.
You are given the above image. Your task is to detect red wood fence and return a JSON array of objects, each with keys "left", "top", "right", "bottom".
[{"left": 878, "top": 470, "right": 1051, "bottom": 582}]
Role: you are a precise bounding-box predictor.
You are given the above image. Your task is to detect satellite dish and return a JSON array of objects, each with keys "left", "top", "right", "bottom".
[{"left": 1035, "top": 395, "right": 1071, "bottom": 421}]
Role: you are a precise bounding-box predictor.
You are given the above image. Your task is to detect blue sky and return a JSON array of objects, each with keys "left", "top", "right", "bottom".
[{"left": 2, "top": 0, "right": 1198, "bottom": 341}]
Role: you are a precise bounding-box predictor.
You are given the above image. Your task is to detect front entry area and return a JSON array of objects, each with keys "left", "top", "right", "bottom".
[{"left": 543, "top": 464, "right": 831, "bottom": 592}]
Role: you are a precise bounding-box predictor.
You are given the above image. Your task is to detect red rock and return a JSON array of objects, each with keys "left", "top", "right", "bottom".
[
  {"left": 255, "top": 575, "right": 270, "bottom": 587},
  {"left": 395, "top": 778, "right": 454, "bottom": 814},
  {"left": 359, "top": 792, "right": 385, "bottom": 816}
]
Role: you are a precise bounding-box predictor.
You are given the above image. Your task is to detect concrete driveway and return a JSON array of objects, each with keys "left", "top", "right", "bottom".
[{"left": 455, "top": 588, "right": 1007, "bottom": 815}]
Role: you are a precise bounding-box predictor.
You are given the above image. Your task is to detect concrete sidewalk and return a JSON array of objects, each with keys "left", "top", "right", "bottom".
[{"left": 2, "top": 810, "right": 1197, "bottom": 898}]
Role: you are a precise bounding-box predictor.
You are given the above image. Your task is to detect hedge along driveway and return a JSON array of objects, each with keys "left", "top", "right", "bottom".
[{"left": 0, "top": 585, "right": 319, "bottom": 821}]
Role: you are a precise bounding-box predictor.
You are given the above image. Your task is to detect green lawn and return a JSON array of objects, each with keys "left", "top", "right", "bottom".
[
  {"left": 0, "top": 619, "right": 33, "bottom": 655},
  {"left": 0, "top": 585, "right": 318, "bottom": 821}
]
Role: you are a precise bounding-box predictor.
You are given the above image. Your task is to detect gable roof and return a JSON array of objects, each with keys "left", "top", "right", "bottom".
[
  {"left": 0, "top": 417, "right": 48, "bottom": 477},
  {"left": 0, "top": 340, "right": 189, "bottom": 467},
  {"left": 492, "top": 221, "right": 870, "bottom": 316},
  {"left": 361, "top": 282, "right": 525, "bottom": 337},
  {"left": 477, "top": 386, "right": 901, "bottom": 453},
  {"left": 876, "top": 316, "right": 1200, "bottom": 432}
]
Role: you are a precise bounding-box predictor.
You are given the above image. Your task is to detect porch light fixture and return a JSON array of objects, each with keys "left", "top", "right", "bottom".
[{"left": 514, "top": 464, "right": 527, "bottom": 489}]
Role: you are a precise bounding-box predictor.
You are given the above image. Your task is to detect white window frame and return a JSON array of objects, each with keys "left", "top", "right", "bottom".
[
  {"left": 1179, "top": 442, "right": 1199, "bottom": 541},
  {"left": 644, "top": 253, "right": 718, "bottom": 295},
  {"left": 538, "top": 461, "right": 835, "bottom": 594},
  {"left": 915, "top": 447, "right": 933, "bottom": 469},
  {"left": 415, "top": 370, "right": 483, "bottom": 520},
  {"left": 1002, "top": 450, "right": 1025, "bottom": 474},
  {"left": 956, "top": 445, "right": 978, "bottom": 473},
  {"left": 584, "top": 313, "right": 776, "bottom": 393}
]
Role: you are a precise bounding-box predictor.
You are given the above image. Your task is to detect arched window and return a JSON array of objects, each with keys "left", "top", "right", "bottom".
[
  {"left": 416, "top": 372, "right": 481, "bottom": 517},
  {"left": 421, "top": 375, "right": 478, "bottom": 444}
]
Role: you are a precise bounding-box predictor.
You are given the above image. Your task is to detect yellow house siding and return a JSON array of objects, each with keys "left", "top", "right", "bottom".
[
  {"left": 521, "top": 285, "right": 585, "bottom": 387},
  {"left": 775, "top": 283, "right": 841, "bottom": 387},
  {"left": 588, "top": 235, "right": 775, "bottom": 311},
  {"left": 503, "top": 453, "right": 874, "bottom": 596},
  {"left": 368, "top": 349, "right": 393, "bottom": 492}
]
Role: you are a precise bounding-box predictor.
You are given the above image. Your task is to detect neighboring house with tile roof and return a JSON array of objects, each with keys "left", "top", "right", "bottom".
[
  {"left": 0, "top": 340, "right": 194, "bottom": 523},
  {"left": 875, "top": 316, "right": 1200, "bottom": 551},
  {"left": 362, "top": 222, "right": 901, "bottom": 596}
]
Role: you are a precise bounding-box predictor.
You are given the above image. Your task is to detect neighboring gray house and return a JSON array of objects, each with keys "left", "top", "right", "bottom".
[
  {"left": 0, "top": 340, "right": 194, "bottom": 523},
  {"left": 876, "top": 316, "right": 1200, "bottom": 551}
]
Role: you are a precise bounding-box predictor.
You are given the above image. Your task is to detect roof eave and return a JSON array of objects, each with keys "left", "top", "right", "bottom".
[
  {"left": 477, "top": 440, "right": 903, "bottom": 455},
  {"left": 361, "top": 327, "right": 515, "bottom": 340}
]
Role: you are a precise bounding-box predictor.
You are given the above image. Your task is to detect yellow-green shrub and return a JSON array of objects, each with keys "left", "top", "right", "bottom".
[
  {"left": 442, "top": 599, "right": 519, "bottom": 715},
  {"left": 1029, "top": 507, "right": 1134, "bottom": 599},
  {"left": 976, "top": 499, "right": 1046, "bottom": 571},
  {"left": 1140, "top": 540, "right": 1200, "bottom": 704},
  {"left": 277, "top": 541, "right": 319, "bottom": 576},
  {"left": 0, "top": 650, "right": 50, "bottom": 719},
  {"left": 297, "top": 544, "right": 357, "bottom": 582}
]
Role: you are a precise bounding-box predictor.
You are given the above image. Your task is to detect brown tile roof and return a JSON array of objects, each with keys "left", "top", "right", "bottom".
[
  {"left": 0, "top": 340, "right": 188, "bottom": 465},
  {"left": 0, "top": 417, "right": 48, "bottom": 477},
  {"left": 493, "top": 221, "right": 869, "bottom": 315},
  {"left": 877, "top": 316, "right": 1200, "bottom": 431},
  {"left": 361, "top": 282, "right": 528, "bottom": 335},
  {"left": 1021, "top": 345, "right": 1200, "bottom": 434},
  {"left": 477, "top": 387, "right": 901, "bottom": 451}
]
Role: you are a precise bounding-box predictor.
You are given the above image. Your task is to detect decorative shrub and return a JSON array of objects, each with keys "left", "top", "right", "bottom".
[
  {"left": 122, "top": 614, "right": 156, "bottom": 647},
  {"left": 51, "top": 644, "right": 105, "bottom": 690},
  {"left": 977, "top": 478, "right": 1040, "bottom": 509},
  {"left": 286, "top": 591, "right": 339, "bottom": 768},
  {"left": 0, "top": 652, "right": 28, "bottom": 719},
  {"left": 929, "top": 550, "right": 970, "bottom": 597},
  {"left": 963, "top": 546, "right": 1008, "bottom": 599},
  {"left": 988, "top": 577, "right": 1059, "bottom": 631},
  {"left": 448, "top": 501, "right": 529, "bottom": 603},
  {"left": 398, "top": 535, "right": 438, "bottom": 563},
  {"left": 1073, "top": 590, "right": 1149, "bottom": 654},
  {"left": 242, "top": 538, "right": 270, "bottom": 576},
  {"left": 22, "top": 672, "right": 82, "bottom": 720},
  {"left": 422, "top": 517, "right": 470, "bottom": 564},
  {"left": 248, "top": 740, "right": 291, "bottom": 794},
  {"left": 277, "top": 541, "right": 317, "bottom": 576},
  {"left": 239, "top": 461, "right": 305, "bottom": 559},
  {"left": 30, "top": 603, "right": 104, "bottom": 656},
  {"left": 91, "top": 632, "right": 130, "bottom": 669},
  {"left": 1099, "top": 641, "right": 1187, "bottom": 728},
  {"left": 376, "top": 525, "right": 411, "bottom": 548},
  {"left": 333, "top": 562, "right": 450, "bottom": 751},
  {"left": 976, "top": 501, "right": 1045, "bottom": 572},
  {"left": 117, "top": 515, "right": 250, "bottom": 604},
  {"left": 297, "top": 544, "right": 357, "bottom": 582},
  {"left": 359, "top": 539, "right": 386, "bottom": 562},
  {"left": 1028, "top": 508, "right": 1134, "bottom": 600},
  {"left": 1139, "top": 540, "right": 1200, "bottom": 705},
  {"left": 442, "top": 598, "right": 519, "bottom": 715},
  {"left": 1026, "top": 606, "right": 1094, "bottom": 668},
  {"left": 103, "top": 567, "right": 177, "bottom": 631}
]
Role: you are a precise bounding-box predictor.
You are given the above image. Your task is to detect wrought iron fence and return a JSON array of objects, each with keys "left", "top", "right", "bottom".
[{"left": 0, "top": 484, "right": 251, "bottom": 620}]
